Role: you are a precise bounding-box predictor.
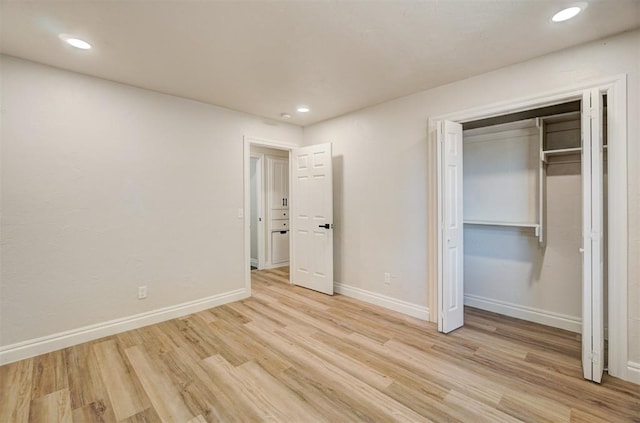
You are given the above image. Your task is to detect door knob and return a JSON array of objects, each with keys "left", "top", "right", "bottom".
[{"left": 318, "top": 224, "right": 332, "bottom": 229}]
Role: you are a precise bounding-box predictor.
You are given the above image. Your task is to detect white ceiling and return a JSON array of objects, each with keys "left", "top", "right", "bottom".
[{"left": 1, "top": 1, "right": 639, "bottom": 126}]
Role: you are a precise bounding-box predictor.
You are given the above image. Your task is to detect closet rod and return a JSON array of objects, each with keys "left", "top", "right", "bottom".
[{"left": 547, "top": 160, "right": 581, "bottom": 165}]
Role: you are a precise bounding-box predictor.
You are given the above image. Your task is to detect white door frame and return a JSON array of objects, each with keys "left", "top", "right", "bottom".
[
  {"left": 249, "top": 152, "right": 265, "bottom": 269},
  {"left": 243, "top": 136, "right": 297, "bottom": 294},
  {"left": 428, "top": 74, "right": 632, "bottom": 383}
]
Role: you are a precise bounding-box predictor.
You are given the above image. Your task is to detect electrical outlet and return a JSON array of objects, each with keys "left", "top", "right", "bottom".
[
  {"left": 384, "top": 272, "right": 391, "bottom": 285},
  {"left": 138, "top": 285, "right": 147, "bottom": 300}
]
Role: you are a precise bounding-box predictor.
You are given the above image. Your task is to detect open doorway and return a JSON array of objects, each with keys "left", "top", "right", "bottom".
[
  {"left": 430, "top": 77, "right": 629, "bottom": 384},
  {"left": 243, "top": 137, "right": 296, "bottom": 296},
  {"left": 244, "top": 137, "right": 336, "bottom": 297},
  {"left": 249, "top": 145, "right": 290, "bottom": 272}
]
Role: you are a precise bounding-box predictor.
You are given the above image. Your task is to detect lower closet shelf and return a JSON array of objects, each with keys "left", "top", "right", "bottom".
[{"left": 463, "top": 220, "right": 540, "bottom": 237}]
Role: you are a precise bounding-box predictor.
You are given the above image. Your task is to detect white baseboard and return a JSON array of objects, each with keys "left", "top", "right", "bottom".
[
  {"left": 334, "top": 282, "right": 429, "bottom": 321},
  {"left": 0, "top": 288, "right": 249, "bottom": 365},
  {"left": 625, "top": 361, "right": 640, "bottom": 385},
  {"left": 464, "top": 293, "right": 581, "bottom": 333},
  {"left": 250, "top": 258, "right": 258, "bottom": 267}
]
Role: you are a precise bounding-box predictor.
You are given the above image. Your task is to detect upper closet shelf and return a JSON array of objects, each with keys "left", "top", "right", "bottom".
[
  {"left": 542, "top": 147, "right": 582, "bottom": 161},
  {"left": 463, "top": 220, "right": 541, "bottom": 237}
]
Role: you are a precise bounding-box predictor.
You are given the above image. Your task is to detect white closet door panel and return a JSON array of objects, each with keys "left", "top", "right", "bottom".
[
  {"left": 581, "top": 90, "right": 593, "bottom": 381},
  {"left": 438, "top": 120, "right": 464, "bottom": 333},
  {"left": 582, "top": 89, "right": 605, "bottom": 383}
]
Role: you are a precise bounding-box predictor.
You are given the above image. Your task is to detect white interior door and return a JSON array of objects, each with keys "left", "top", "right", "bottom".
[
  {"left": 582, "top": 89, "right": 605, "bottom": 382},
  {"left": 437, "top": 120, "right": 464, "bottom": 333},
  {"left": 291, "top": 143, "right": 334, "bottom": 295}
]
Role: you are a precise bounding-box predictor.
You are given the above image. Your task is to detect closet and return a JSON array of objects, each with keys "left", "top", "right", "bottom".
[
  {"left": 436, "top": 82, "right": 625, "bottom": 383},
  {"left": 462, "top": 106, "right": 586, "bottom": 332}
]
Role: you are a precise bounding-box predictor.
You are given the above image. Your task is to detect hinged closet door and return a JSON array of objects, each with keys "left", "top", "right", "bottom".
[
  {"left": 582, "top": 89, "right": 605, "bottom": 383},
  {"left": 437, "top": 120, "right": 464, "bottom": 333}
]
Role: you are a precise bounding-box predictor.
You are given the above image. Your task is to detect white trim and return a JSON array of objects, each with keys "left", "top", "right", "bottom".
[
  {"left": 244, "top": 136, "right": 298, "bottom": 294},
  {"left": 429, "top": 74, "right": 631, "bottom": 383},
  {"left": 602, "top": 78, "right": 628, "bottom": 382},
  {"left": 334, "top": 282, "right": 429, "bottom": 321},
  {"left": 0, "top": 288, "right": 248, "bottom": 365},
  {"left": 431, "top": 74, "right": 626, "bottom": 123},
  {"left": 250, "top": 152, "right": 265, "bottom": 270},
  {"left": 626, "top": 362, "right": 640, "bottom": 385},
  {"left": 464, "top": 294, "right": 581, "bottom": 333}
]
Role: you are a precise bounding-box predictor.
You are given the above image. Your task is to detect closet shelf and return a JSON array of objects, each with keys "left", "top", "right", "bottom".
[
  {"left": 542, "top": 147, "right": 581, "bottom": 157},
  {"left": 463, "top": 220, "right": 540, "bottom": 236}
]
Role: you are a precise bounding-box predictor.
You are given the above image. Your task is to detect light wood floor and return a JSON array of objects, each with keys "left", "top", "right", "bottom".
[{"left": 1, "top": 267, "right": 639, "bottom": 422}]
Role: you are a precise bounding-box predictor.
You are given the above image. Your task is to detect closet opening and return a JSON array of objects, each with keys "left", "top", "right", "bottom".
[
  {"left": 434, "top": 84, "right": 621, "bottom": 383},
  {"left": 461, "top": 97, "right": 608, "bottom": 364}
]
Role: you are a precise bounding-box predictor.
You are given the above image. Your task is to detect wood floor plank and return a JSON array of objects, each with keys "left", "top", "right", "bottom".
[
  {"left": 443, "top": 390, "right": 521, "bottom": 423},
  {"left": 118, "top": 407, "right": 163, "bottom": 423},
  {"left": 246, "top": 322, "right": 431, "bottom": 422},
  {"left": 93, "top": 340, "right": 149, "bottom": 421},
  {"left": 29, "top": 389, "right": 72, "bottom": 423},
  {"left": 64, "top": 341, "right": 117, "bottom": 423},
  {"left": 0, "top": 358, "right": 33, "bottom": 423},
  {"left": 497, "top": 390, "right": 572, "bottom": 423},
  {"left": 70, "top": 400, "right": 117, "bottom": 423},
  {"left": 1, "top": 266, "right": 639, "bottom": 422},
  {"left": 125, "top": 345, "right": 195, "bottom": 423},
  {"left": 31, "top": 350, "right": 68, "bottom": 399}
]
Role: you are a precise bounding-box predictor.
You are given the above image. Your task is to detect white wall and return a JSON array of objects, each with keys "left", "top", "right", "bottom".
[
  {"left": 303, "top": 30, "right": 640, "bottom": 369},
  {"left": 0, "top": 56, "right": 302, "bottom": 357}
]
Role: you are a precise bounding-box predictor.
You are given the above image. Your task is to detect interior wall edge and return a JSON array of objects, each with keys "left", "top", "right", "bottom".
[
  {"left": 0, "top": 287, "right": 249, "bottom": 366},
  {"left": 334, "top": 282, "right": 429, "bottom": 321}
]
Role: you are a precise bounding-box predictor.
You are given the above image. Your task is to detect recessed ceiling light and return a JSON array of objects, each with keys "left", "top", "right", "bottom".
[
  {"left": 281, "top": 113, "right": 292, "bottom": 119},
  {"left": 59, "top": 34, "right": 92, "bottom": 50},
  {"left": 551, "top": 4, "right": 585, "bottom": 22},
  {"left": 297, "top": 106, "right": 310, "bottom": 113}
]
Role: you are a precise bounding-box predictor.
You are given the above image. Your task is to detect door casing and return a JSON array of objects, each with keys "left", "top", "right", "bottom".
[{"left": 243, "top": 136, "right": 298, "bottom": 294}]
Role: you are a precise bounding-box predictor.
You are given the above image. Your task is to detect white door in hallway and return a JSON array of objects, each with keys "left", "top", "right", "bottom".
[{"left": 291, "top": 143, "right": 334, "bottom": 295}]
